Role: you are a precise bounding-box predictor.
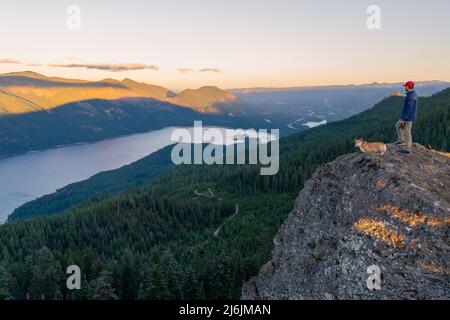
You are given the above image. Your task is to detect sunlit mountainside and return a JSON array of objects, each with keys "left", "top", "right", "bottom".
[
  {"left": 0, "top": 71, "right": 236, "bottom": 114},
  {"left": 171, "top": 86, "right": 236, "bottom": 112}
]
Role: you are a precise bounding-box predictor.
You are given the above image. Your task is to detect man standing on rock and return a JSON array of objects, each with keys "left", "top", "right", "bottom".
[{"left": 395, "top": 81, "right": 418, "bottom": 154}]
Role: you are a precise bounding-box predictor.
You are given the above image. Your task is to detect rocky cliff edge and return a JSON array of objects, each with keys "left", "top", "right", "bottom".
[{"left": 242, "top": 144, "right": 450, "bottom": 300}]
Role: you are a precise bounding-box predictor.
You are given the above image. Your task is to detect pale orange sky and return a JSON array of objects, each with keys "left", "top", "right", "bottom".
[{"left": 1, "top": 0, "right": 449, "bottom": 90}]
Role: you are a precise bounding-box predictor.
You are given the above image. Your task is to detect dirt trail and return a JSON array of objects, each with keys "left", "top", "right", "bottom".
[
  {"left": 194, "top": 188, "right": 215, "bottom": 198},
  {"left": 214, "top": 204, "right": 239, "bottom": 237},
  {"left": 194, "top": 188, "right": 239, "bottom": 237}
]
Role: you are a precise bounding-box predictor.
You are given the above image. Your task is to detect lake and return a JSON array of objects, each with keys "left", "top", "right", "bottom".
[{"left": 0, "top": 126, "right": 276, "bottom": 223}]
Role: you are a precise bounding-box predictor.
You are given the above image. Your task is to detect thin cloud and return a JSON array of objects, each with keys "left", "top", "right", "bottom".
[
  {"left": 0, "top": 58, "right": 21, "bottom": 64},
  {"left": 50, "top": 63, "right": 160, "bottom": 72},
  {"left": 178, "top": 68, "right": 194, "bottom": 74},
  {"left": 27, "top": 63, "right": 42, "bottom": 67},
  {"left": 199, "top": 68, "right": 222, "bottom": 73}
]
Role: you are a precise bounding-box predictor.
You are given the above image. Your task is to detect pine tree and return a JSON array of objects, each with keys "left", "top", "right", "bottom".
[
  {"left": 92, "top": 270, "right": 118, "bottom": 300},
  {"left": 27, "top": 247, "right": 62, "bottom": 300},
  {"left": 116, "top": 250, "right": 140, "bottom": 300},
  {"left": 138, "top": 261, "right": 171, "bottom": 300},
  {"left": 183, "top": 268, "right": 205, "bottom": 300},
  {"left": 161, "top": 253, "right": 184, "bottom": 299},
  {"left": 0, "top": 265, "right": 13, "bottom": 300}
]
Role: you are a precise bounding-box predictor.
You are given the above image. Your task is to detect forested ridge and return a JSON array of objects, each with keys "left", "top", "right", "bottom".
[{"left": 0, "top": 88, "right": 448, "bottom": 300}]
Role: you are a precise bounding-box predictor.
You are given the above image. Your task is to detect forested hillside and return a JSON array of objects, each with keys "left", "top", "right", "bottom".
[{"left": 0, "top": 88, "right": 448, "bottom": 300}]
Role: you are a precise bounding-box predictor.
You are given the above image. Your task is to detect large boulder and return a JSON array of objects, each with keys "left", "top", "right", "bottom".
[{"left": 242, "top": 144, "right": 450, "bottom": 300}]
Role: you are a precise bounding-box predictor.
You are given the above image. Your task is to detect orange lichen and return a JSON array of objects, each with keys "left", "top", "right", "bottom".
[
  {"left": 372, "top": 204, "right": 450, "bottom": 227},
  {"left": 373, "top": 205, "right": 426, "bottom": 226},
  {"left": 354, "top": 218, "right": 406, "bottom": 248},
  {"left": 375, "top": 179, "right": 387, "bottom": 191},
  {"left": 427, "top": 216, "right": 450, "bottom": 227},
  {"left": 422, "top": 263, "right": 449, "bottom": 276}
]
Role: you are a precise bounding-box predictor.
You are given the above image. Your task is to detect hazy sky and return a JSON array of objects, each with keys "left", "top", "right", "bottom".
[{"left": 1, "top": 0, "right": 449, "bottom": 90}]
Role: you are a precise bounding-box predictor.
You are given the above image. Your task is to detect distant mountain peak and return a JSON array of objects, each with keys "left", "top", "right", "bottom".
[
  {"left": 171, "top": 86, "right": 236, "bottom": 112},
  {"left": 121, "top": 78, "right": 139, "bottom": 85},
  {"left": 198, "top": 85, "right": 222, "bottom": 90},
  {"left": 0, "top": 71, "right": 48, "bottom": 79},
  {"left": 100, "top": 78, "right": 121, "bottom": 84}
]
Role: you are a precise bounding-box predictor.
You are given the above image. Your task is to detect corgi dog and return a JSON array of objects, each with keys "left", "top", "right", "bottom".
[{"left": 354, "top": 138, "right": 387, "bottom": 155}]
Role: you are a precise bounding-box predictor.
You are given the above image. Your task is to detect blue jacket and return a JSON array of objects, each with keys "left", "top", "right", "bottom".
[{"left": 400, "top": 90, "right": 418, "bottom": 121}]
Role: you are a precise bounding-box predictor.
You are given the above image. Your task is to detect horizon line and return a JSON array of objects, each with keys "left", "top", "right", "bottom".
[{"left": 1, "top": 70, "right": 449, "bottom": 92}]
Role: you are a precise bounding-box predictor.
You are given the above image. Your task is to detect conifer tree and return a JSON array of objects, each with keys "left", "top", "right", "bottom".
[
  {"left": 92, "top": 270, "right": 118, "bottom": 300},
  {"left": 27, "top": 247, "right": 62, "bottom": 300},
  {"left": 0, "top": 265, "right": 13, "bottom": 300},
  {"left": 138, "top": 261, "right": 171, "bottom": 300}
]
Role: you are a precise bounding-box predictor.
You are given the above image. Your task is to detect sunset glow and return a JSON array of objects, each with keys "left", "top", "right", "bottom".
[{"left": 1, "top": 0, "right": 449, "bottom": 90}]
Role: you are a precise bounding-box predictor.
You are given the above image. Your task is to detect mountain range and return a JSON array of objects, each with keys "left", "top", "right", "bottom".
[{"left": 0, "top": 71, "right": 236, "bottom": 114}]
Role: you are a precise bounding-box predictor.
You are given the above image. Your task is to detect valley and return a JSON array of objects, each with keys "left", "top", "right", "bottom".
[
  {"left": 0, "top": 87, "right": 447, "bottom": 299},
  {"left": 1, "top": 72, "right": 448, "bottom": 159}
]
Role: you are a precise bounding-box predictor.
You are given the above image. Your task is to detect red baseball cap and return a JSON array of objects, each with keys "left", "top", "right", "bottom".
[{"left": 403, "top": 81, "right": 415, "bottom": 88}]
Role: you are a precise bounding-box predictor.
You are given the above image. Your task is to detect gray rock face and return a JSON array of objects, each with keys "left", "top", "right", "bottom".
[{"left": 242, "top": 144, "right": 450, "bottom": 300}]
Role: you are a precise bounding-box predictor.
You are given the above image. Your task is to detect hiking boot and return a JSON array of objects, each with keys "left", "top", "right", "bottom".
[{"left": 398, "top": 149, "right": 411, "bottom": 154}]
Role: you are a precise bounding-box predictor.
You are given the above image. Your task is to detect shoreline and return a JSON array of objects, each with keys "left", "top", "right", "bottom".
[
  {"left": 0, "top": 123, "right": 273, "bottom": 161},
  {"left": 0, "top": 129, "right": 170, "bottom": 160}
]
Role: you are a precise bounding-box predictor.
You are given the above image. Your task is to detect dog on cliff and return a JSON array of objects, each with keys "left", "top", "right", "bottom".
[{"left": 354, "top": 138, "right": 387, "bottom": 155}]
